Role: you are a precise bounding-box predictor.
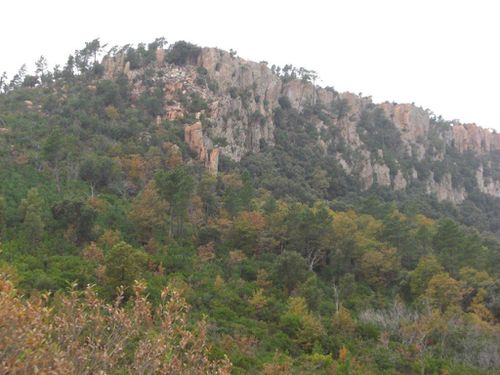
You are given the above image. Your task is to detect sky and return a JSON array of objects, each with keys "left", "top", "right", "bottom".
[{"left": 1, "top": 0, "right": 499, "bottom": 130}]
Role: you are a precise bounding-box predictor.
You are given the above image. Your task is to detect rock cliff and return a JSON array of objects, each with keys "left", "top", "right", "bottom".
[
  {"left": 101, "top": 45, "right": 500, "bottom": 203},
  {"left": 451, "top": 123, "right": 500, "bottom": 154}
]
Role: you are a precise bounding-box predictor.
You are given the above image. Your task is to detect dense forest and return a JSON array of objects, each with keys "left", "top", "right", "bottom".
[{"left": 0, "top": 39, "right": 499, "bottom": 374}]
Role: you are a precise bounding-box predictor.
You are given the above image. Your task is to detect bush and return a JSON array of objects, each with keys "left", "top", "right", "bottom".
[
  {"left": 278, "top": 96, "right": 291, "bottom": 110},
  {"left": 357, "top": 321, "right": 381, "bottom": 340},
  {"left": 0, "top": 274, "right": 232, "bottom": 374},
  {"left": 167, "top": 41, "right": 202, "bottom": 66}
]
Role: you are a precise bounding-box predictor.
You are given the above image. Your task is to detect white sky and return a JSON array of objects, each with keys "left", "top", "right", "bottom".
[{"left": 1, "top": 0, "right": 499, "bottom": 130}]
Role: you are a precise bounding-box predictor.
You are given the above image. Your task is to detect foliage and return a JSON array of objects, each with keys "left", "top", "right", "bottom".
[
  {"left": 166, "top": 41, "right": 202, "bottom": 66},
  {"left": 104, "top": 241, "right": 147, "bottom": 298},
  {"left": 0, "top": 274, "right": 231, "bottom": 374},
  {"left": 0, "top": 38, "right": 498, "bottom": 374},
  {"left": 155, "top": 167, "right": 195, "bottom": 236}
]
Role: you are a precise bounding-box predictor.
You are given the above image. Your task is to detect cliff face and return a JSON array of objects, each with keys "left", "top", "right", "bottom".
[
  {"left": 102, "top": 47, "right": 500, "bottom": 203},
  {"left": 381, "top": 102, "right": 430, "bottom": 160},
  {"left": 184, "top": 121, "right": 220, "bottom": 175},
  {"left": 451, "top": 123, "right": 500, "bottom": 154}
]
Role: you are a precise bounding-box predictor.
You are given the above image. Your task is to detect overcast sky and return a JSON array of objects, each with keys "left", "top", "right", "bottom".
[{"left": 2, "top": 0, "right": 499, "bottom": 130}]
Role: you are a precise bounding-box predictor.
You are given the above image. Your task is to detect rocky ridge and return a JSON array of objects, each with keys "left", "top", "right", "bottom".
[{"left": 102, "top": 46, "right": 500, "bottom": 203}]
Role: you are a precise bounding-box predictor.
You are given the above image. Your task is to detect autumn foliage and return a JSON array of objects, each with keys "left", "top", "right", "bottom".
[{"left": 0, "top": 274, "right": 231, "bottom": 374}]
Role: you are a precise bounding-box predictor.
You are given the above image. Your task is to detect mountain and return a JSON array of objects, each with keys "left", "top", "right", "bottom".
[
  {"left": 103, "top": 44, "right": 500, "bottom": 202},
  {"left": 0, "top": 39, "right": 499, "bottom": 374},
  {"left": 96, "top": 42, "right": 500, "bottom": 234}
]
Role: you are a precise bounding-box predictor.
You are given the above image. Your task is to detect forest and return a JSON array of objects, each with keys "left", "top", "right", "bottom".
[{"left": 0, "top": 39, "right": 499, "bottom": 374}]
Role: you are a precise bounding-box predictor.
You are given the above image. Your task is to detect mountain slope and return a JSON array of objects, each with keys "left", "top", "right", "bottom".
[
  {"left": 0, "top": 39, "right": 499, "bottom": 374},
  {"left": 102, "top": 44, "right": 500, "bottom": 202},
  {"left": 93, "top": 42, "right": 500, "bottom": 234}
]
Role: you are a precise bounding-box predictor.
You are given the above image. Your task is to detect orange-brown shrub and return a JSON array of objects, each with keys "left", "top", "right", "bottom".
[{"left": 0, "top": 274, "right": 231, "bottom": 374}]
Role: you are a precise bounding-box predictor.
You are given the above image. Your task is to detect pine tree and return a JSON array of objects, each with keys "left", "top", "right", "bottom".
[{"left": 20, "top": 188, "right": 45, "bottom": 248}]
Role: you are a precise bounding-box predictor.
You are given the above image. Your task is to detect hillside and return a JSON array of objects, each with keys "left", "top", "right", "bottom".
[
  {"left": 104, "top": 44, "right": 500, "bottom": 198},
  {"left": 101, "top": 41, "right": 500, "bottom": 233},
  {"left": 0, "top": 39, "right": 499, "bottom": 374}
]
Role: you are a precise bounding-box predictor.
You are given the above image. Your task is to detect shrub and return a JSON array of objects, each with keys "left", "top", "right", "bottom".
[
  {"left": 167, "top": 41, "right": 202, "bottom": 66},
  {"left": 0, "top": 274, "right": 232, "bottom": 374},
  {"left": 278, "top": 96, "right": 292, "bottom": 110}
]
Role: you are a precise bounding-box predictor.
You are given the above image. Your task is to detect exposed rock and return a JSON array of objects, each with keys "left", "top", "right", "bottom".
[
  {"left": 185, "top": 121, "right": 207, "bottom": 160},
  {"left": 393, "top": 170, "right": 407, "bottom": 190},
  {"left": 199, "top": 48, "right": 281, "bottom": 102},
  {"left": 359, "top": 159, "right": 374, "bottom": 191},
  {"left": 336, "top": 155, "right": 352, "bottom": 174},
  {"left": 194, "top": 49, "right": 500, "bottom": 200},
  {"left": 206, "top": 148, "right": 220, "bottom": 175},
  {"left": 103, "top": 54, "right": 132, "bottom": 80},
  {"left": 382, "top": 103, "right": 430, "bottom": 142},
  {"left": 451, "top": 123, "right": 500, "bottom": 154},
  {"left": 156, "top": 48, "right": 165, "bottom": 67},
  {"left": 0, "top": 128, "right": 9, "bottom": 135},
  {"left": 281, "top": 80, "right": 312, "bottom": 110},
  {"left": 374, "top": 163, "right": 391, "bottom": 187},
  {"left": 426, "top": 173, "right": 467, "bottom": 204},
  {"left": 336, "top": 92, "right": 366, "bottom": 147},
  {"left": 476, "top": 164, "right": 500, "bottom": 197},
  {"left": 97, "top": 46, "right": 500, "bottom": 202},
  {"left": 197, "top": 48, "right": 280, "bottom": 161},
  {"left": 184, "top": 121, "right": 220, "bottom": 175},
  {"left": 165, "top": 105, "right": 183, "bottom": 121}
]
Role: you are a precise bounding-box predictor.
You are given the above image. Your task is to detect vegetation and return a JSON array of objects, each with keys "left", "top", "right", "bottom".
[
  {"left": 166, "top": 41, "right": 202, "bottom": 66},
  {"left": 0, "top": 39, "right": 498, "bottom": 374}
]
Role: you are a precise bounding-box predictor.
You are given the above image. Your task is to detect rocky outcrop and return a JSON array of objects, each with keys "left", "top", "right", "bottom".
[
  {"left": 381, "top": 103, "right": 429, "bottom": 160},
  {"left": 374, "top": 163, "right": 391, "bottom": 187},
  {"left": 165, "top": 105, "right": 183, "bottom": 121},
  {"left": 99, "top": 46, "right": 500, "bottom": 202},
  {"left": 103, "top": 54, "right": 131, "bottom": 80},
  {"left": 196, "top": 49, "right": 500, "bottom": 198},
  {"left": 199, "top": 48, "right": 281, "bottom": 98},
  {"left": 197, "top": 48, "right": 338, "bottom": 161},
  {"left": 335, "top": 93, "right": 366, "bottom": 148},
  {"left": 184, "top": 122, "right": 205, "bottom": 159},
  {"left": 426, "top": 173, "right": 467, "bottom": 204},
  {"left": 451, "top": 123, "right": 500, "bottom": 154},
  {"left": 208, "top": 94, "right": 274, "bottom": 161},
  {"left": 184, "top": 121, "right": 219, "bottom": 175},
  {"left": 393, "top": 170, "right": 407, "bottom": 191},
  {"left": 476, "top": 164, "right": 500, "bottom": 197},
  {"left": 382, "top": 103, "right": 430, "bottom": 141},
  {"left": 357, "top": 159, "right": 407, "bottom": 192},
  {"left": 207, "top": 147, "right": 220, "bottom": 175},
  {"left": 359, "top": 158, "right": 374, "bottom": 191}
]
